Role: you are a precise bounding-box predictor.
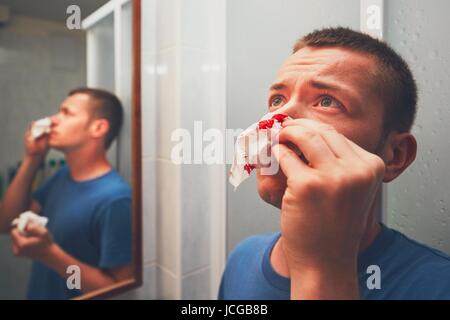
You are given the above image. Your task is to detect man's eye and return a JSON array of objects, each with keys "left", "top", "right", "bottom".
[
  {"left": 317, "top": 96, "right": 342, "bottom": 109},
  {"left": 270, "top": 96, "right": 285, "bottom": 107}
]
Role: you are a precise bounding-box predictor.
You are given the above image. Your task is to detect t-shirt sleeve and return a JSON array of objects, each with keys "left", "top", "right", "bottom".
[{"left": 97, "top": 197, "right": 132, "bottom": 269}]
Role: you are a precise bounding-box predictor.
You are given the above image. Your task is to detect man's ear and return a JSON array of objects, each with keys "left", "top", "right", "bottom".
[
  {"left": 90, "top": 119, "right": 110, "bottom": 140},
  {"left": 381, "top": 132, "right": 417, "bottom": 183}
]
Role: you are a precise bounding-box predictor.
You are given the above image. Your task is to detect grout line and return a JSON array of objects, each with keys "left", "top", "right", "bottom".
[
  {"left": 157, "top": 263, "right": 179, "bottom": 280},
  {"left": 181, "top": 265, "right": 210, "bottom": 279},
  {"left": 143, "top": 260, "right": 157, "bottom": 267}
]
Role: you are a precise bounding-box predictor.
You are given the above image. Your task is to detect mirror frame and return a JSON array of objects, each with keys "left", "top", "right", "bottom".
[{"left": 75, "top": 0, "right": 142, "bottom": 300}]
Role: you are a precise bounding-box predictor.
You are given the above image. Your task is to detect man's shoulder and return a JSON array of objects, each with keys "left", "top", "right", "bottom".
[
  {"left": 226, "top": 232, "right": 279, "bottom": 269},
  {"left": 383, "top": 227, "right": 450, "bottom": 299},
  {"left": 390, "top": 227, "right": 450, "bottom": 265},
  {"left": 91, "top": 169, "right": 132, "bottom": 199}
]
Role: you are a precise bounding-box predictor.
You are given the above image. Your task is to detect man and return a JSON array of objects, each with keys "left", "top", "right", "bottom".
[
  {"left": 0, "top": 88, "right": 132, "bottom": 299},
  {"left": 219, "top": 27, "right": 450, "bottom": 300}
]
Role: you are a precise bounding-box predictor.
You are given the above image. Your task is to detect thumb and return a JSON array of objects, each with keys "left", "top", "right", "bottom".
[{"left": 25, "top": 223, "right": 48, "bottom": 238}]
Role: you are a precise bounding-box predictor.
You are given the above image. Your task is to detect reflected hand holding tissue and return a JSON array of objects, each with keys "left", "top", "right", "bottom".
[
  {"left": 11, "top": 211, "right": 48, "bottom": 236},
  {"left": 229, "top": 112, "right": 290, "bottom": 190},
  {"left": 31, "top": 117, "right": 51, "bottom": 140}
]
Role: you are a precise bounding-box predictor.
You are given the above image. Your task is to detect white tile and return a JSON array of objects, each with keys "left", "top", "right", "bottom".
[
  {"left": 156, "top": 159, "right": 180, "bottom": 275},
  {"left": 180, "top": 0, "right": 208, "bottom": 49},
  {"left": 141, "top": 0, "right": 157, "bottom": 54},
  {"left": 156, "top": 0, "right": 178, "bottom": 50},
  {"left": 179, "top": 48, "right": 211, "bottom": 129},
  {"left": 158, "top": 265, "right": 179, "bottom": 299},
  {"left": 142, "top": 158, "right": 157, "bottom": 263},
  {"left": 181, "top": 164, "right": 210, "bottom": 274},
  {"left": 182, "top": 268, "right": 211, "bottom": 300},
  {"left": 155, "top": 48, "right": 179, "bottom": 161},
  {"left": 141, "top": 52, "right": 157, "bottom": 158}
]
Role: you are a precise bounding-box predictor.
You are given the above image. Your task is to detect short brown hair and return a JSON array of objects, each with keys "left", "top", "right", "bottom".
[
  {"left": 68, "top": 87, "right": 124, "bottom": 149},
  {"left": 293, "top": 27, "right": 417, "bottom": 135}
]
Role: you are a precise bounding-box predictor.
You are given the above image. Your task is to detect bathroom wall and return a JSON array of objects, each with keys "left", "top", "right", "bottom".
[
  {"left": 116, "top": 0, "right": 226, "bottom": 299},
  {"left": 385, "top": 0, "right": 450, "bottom": 254},
  {"left": 225, "top": 0, "right": 361, "bottom": 254},
  {"left": 0, "top": 14, "right": 86, "bottom": 299}
]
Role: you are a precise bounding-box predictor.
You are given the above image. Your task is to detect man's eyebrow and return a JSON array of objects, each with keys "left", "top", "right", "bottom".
[
  {"left": 59, "top": 104, "right": 73, "bottom": 112},
  {"left": 307, "top": 79, "right": 345, "bottom": 91},
  {"left": 269, "top": 83, "right": 288, "bottom": 91},
  {"left": 270, "top": 80, "right": 355, "bottom": 95}
]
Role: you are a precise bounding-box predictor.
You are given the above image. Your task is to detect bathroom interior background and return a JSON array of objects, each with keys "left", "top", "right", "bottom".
[{"left": 0, "top": 0, "right": 449, "bottom": 300}]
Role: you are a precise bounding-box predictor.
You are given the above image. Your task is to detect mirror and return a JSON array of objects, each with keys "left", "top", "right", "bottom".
[{"left": 0, "top": 0, "right": 142, "bottom": 300}]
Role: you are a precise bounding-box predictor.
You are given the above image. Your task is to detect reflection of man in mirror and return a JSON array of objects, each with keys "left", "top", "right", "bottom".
[
  {"left": 219, "top": 27, "right": 450, "bottom": 300},
  {"left": 0, "top": 88, "right": 132, "bottom": 299}
]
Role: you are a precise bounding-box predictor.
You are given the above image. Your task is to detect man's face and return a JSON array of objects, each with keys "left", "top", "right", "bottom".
[
  {"left": 49, "top": 93, "right": 94, "bottom": 151},
  {"left": 257, "top": 47, "right": 386, "bottom": 208}
]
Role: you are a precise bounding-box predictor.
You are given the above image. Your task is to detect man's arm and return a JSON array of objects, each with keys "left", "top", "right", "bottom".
[
  {"left": 0, "top": 157, "right": 44, "bottom": 232},
  {"left": 0, "top": 126, "right": 48, "bottom": 232},
  {"left": 41, "top": 242, "right": 133, "bottom": 292},
  {"left": 10, "top": 224, "right": 133, "bottom": 293}
]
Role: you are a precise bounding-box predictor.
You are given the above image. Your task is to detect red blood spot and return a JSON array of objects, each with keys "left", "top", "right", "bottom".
[
  {"left": 272, "top": 113, "right": 288, "bottom": 123},
  {"left": 244, "top": 163, "right": 256, "bottom": 174},
  {"left": 258, "top": 119, "right": 275, "bottom": 129}
]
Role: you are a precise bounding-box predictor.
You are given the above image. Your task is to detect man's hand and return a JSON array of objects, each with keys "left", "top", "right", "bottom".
[
  {"left": 24, "top": 123, "right": 50, "bottom": 160},
  {"left": 10, "top": 222, "right": 132, "bottom": 293},
  {"left": 10, "top": 223, "right": 55, "bottom": 261},
  {"left": 272, "top": 118, "right": 385, "bottom": 299}
]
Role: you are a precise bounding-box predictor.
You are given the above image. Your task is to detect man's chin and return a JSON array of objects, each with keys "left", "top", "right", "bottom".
[
  {"left": 256, "top": 172, "right": 286, "bottom": 210},
  {"left": 48, "top": 141, "right": 63, "bottom": 151}
]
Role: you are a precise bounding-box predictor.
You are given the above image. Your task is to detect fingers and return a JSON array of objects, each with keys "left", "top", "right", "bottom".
[
  {"left": 282, "top": 119, "right": 359, "bottom": 160},
  {"left": 281, "top": 118, "right": 385, "bottom": 177},
  {"left": 10, "top": 228, "right": 24, "bottom": 248},
  {"left": 278, "top": 124, "right": 336, "bottom": 169},
  {"left": 272, "top": 143, "right": 312, "bottom": 179},
  {"left": 25, "top": 223, "right": 47, "bottom": 238}
]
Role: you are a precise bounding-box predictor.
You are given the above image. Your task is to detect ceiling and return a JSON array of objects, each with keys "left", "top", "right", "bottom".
[{"left": 0, "top": 0, "right": 109, "bottom": 24}]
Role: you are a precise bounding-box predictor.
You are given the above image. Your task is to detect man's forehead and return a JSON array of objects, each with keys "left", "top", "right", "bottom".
[
  {"left": 276, "top": 47, "right": 375, "bottom": 86},
  {"left": 61, "top": 94, "right": 92, "bottom": 111}
]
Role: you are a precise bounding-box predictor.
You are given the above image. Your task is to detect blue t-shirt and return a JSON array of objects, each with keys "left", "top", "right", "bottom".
[
  {"left": 28, "top": 165, "right": 132, "bottom": 300},
  {"left": 219, "top": 223, "right": 450, "bottom": 300}
]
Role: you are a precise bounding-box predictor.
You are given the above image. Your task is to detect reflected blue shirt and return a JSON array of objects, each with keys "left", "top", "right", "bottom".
[
  {"left": 29, "top": 165, "right": 132, "bottom": 300},
  {"left": 219, "top": 224, "right": 450, "bottom": 300}
]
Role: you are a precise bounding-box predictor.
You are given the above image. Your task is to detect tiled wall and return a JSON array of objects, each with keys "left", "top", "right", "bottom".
[
  {"left": 118, "top": 0, "right": 226, "bottom": 299},
  {"left": 385, "top": 0, "right": 450, "bottom": 254}
]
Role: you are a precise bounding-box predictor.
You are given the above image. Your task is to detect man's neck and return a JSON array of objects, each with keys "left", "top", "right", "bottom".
[
  {"left": 64, "top": 145, "right": 112, "bottom": 182},
  {"left": 270, "top": 202, "right": 382, "bottom": 279}
]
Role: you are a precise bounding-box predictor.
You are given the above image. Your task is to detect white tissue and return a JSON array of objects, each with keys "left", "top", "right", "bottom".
[
  {"left": 11, "top": 211, "right": 48, "bottom": 235},
  {"left": 229, "top": 112, "right": 290, "bottom": 189},
  {"left": 31, "top": 117, "right": 51, "bottom": 139}
]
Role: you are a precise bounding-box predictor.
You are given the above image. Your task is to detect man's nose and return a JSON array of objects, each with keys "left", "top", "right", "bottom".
[
  {"left": 273, "top": 100, "right": 305, "bottom": 120},
  {"left": 50, "top": 114, "right": 59, "bottom": 126}
]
